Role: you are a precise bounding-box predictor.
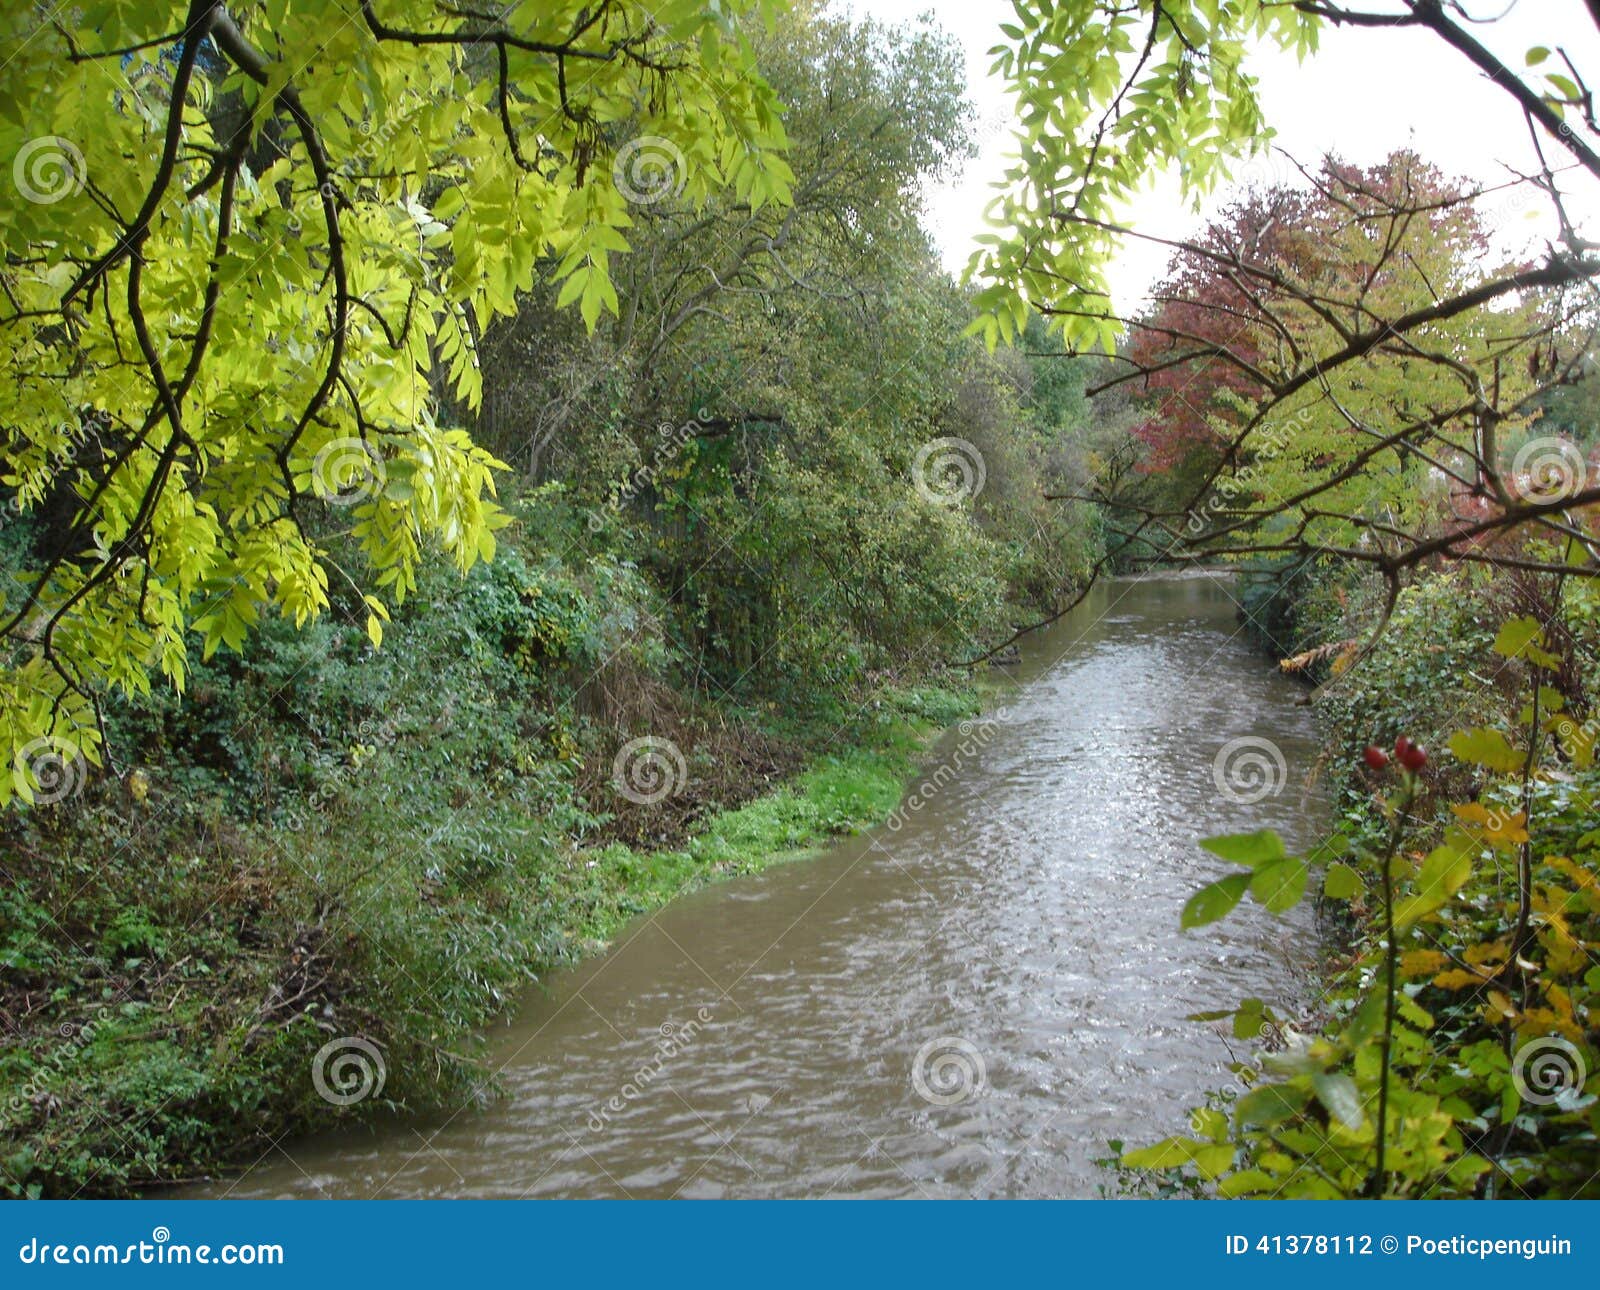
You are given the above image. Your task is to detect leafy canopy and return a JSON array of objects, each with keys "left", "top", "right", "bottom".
[
  {"left": 0, "top": 0, "right": 791, "bottom": 802},
  {"left": 966, "top": 0, "right": 1318, "bottom": 351}
]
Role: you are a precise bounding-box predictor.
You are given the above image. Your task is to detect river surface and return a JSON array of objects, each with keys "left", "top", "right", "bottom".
[{"left": 200, "top": 571, "right": 1326, "bottom": 1198}]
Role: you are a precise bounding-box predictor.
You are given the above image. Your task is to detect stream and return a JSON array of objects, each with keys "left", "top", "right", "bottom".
[{"left": 198, "top": 570, "right": 1327, "bottom": 1198}]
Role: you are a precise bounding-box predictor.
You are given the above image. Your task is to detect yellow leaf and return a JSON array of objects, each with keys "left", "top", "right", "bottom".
[
  {"left": 1400, "top": 950, "right": 1447, "bottom": 976},
  {"left": 1451, "top": 802, "right": 1529, "bottom": 847},
  {"left": 1433, "top": 968, "right": 1495, "bottom": 990},
  {"left": 1483, "top": 990, "right": 1517, "bottom": 1022}
]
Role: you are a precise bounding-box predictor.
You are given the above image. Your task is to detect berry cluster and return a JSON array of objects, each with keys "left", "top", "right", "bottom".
[{"left": 1364, "top": 736, "right": 1427, "bottom": 773}]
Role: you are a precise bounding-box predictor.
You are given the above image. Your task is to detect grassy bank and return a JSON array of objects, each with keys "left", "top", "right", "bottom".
[
  {"left": 573, "top": 683, "right": 978, "bottom": 948},
  {"left": 0, "top": 480, "right": 999, "bottom": 1198}
]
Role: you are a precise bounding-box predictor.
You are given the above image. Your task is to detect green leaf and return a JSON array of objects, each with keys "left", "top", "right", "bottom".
[
  {"left": 1190, "top": 1142, "right": 1235, "bottom": 1179},
  {"left": 1218, "top": 1168, "right": 1278, "bottom": 1198},
  {"left": 1396, "top": 834, "right": 1474, "bottom": 928},
  {"left": 1491, "top": 615, "right": 1559, "bottom": 669},
  {"left": 1191, "top": 1106, "right": 1229, "bottom": 1142},
  {"left": 1547, "top": 73, "right": 1580, "bottom": 101},
  {"left": 1121, "top": 1136, "right": 1233, "bottom": 1179},
  {"left": 1323, "top": 861, "right": 1362, "bottom": 900},
  {"left": 1312, "top": 1071, "right": 1364, "bottom": 1130},
  {"left": 1233, "top": 996, "right": 1278, "bottom": 1040},
  {"left": 1235, "top": 1081, "right": 1312, "bottom": 1128},
  {"left": 1198, "top": 829, "right": 1286, "bottom": 868},
  {"left": 1250, "top": 854, "right": 1308, "bottom": 913},
  {"left": 1121, "top": 1136, "right": 1200, "bottom": 1169},
  {"left": 1448, "top": 727, "right": 1524, "bottom": 773},
  {"left": 1312, "top": 832, "right": 1350, "bottom": 859},
  {"left": 1181, "top": 872, "right": 1251, "bottom": 928},
  {"left": 1492, "top": 616, "right": 1543, "bottom": 658},
  {"left": 1343, "top": 990, "right": 1386, "bottom": 1048}
]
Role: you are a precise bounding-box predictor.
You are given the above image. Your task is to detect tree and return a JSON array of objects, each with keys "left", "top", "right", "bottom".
[
  {"left": 970, "top": 1, "right": 1600, "bottom": 651},
  {"left": 970, "top": 1, "right": 1600, "bottom": 1199},
  {"left": 1119, "top": 152, "right": 1548, "bottom": 536},
  {"left": 0, "top": 0, "right": 791, "bottom": 803}
]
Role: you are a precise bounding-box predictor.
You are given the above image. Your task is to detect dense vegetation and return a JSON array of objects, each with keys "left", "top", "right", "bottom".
[
  {"left": 3, "top": 0, "right": 1597, "bottom": 1199},
  {"left": 1088, "top": 151, "right": 1600, "bottom": 1200},
  {"left": 0, "top": 2, "right": 1100, "bottom": 1196}
]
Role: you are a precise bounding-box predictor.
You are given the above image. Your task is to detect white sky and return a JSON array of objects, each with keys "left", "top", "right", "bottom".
[{"left": 844, "top": 0, "right": 1600, "bottom": 314}]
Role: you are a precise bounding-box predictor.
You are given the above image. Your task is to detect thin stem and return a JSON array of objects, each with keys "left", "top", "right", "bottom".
[{"left": 1369, "top": 777, "right": 1415, "bottom": 1198}]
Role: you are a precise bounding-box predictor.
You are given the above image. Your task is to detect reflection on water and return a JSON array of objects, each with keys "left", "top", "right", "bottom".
[{"left": 197, "top": 572, "right": 1325, "bottom": 1198}]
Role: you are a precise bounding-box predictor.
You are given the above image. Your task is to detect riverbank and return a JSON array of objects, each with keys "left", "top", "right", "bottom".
[
  {"left": 184, "top": 570, "right": 1326, "bottom": 1199},
  {"left": 1124, "top": 564, "right": 1600, "bottom": 1198},
  {"left": 551, "top": 680, "right": 985, "bottom": 955},
  {"left": 0, "top": 620, "right": 983, "bottom": 1197}
]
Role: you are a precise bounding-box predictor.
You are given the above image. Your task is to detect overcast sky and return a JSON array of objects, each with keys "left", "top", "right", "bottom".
[{"left": 844, "top": 0, "right": 1599, "bottom": 313}]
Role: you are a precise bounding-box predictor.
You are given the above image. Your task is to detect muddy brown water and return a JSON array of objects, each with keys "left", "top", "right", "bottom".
[{"left": 195, "top": 571, "right": 1326, "bottom": 1198}]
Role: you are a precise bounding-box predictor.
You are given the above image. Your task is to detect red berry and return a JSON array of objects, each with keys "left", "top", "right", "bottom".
[
  {"left": 1363, "top": 745, "right": 1389, "bottom": 771},
  {"left": 1396, "top": 739, "right": 1428, "bottom": 772}
]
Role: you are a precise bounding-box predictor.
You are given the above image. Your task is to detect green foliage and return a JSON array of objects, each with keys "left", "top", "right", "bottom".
[
  {"left": 0, "top": 0, "right": 792, "bottom": 790},
  {"left": 1133, "top": 592, "right": 1600, "bottom": 1199},
  {"left": 0, "top": 1, "right": 1100, "bottom": 1197},
  {"left": 969, "top": 1, "right": 1318, "bottom": 349}
]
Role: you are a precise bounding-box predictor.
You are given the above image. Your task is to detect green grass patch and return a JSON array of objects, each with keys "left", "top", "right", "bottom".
[{"left": 563, "top": 683, "right": 978, "bottom": 947}]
